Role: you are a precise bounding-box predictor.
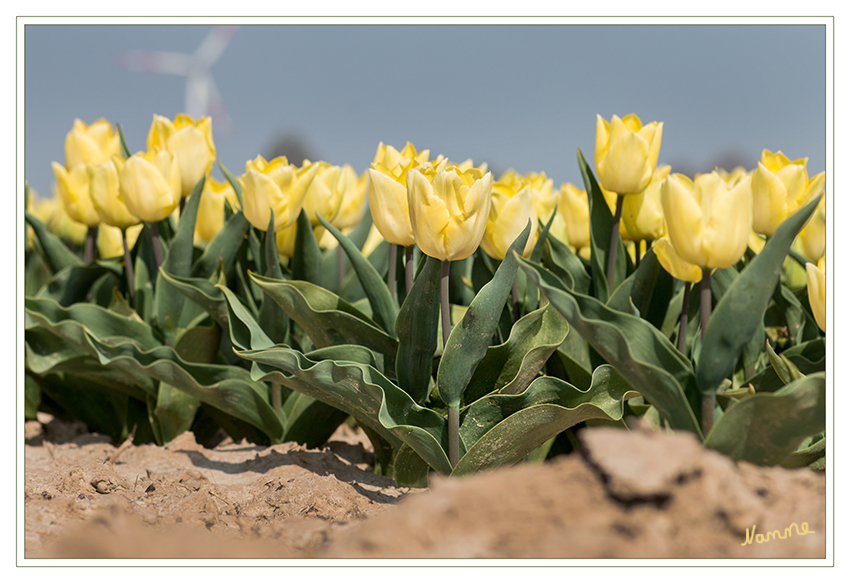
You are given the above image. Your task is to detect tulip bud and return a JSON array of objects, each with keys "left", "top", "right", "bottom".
[
  {"left": 554, "top": 183, "right": 591, "bottom": 251},
  {"left": 64, "top": 118, "right": 121, "bottom": 169},
  {"left": 31, "top": 195, "right": 88, "bottom": 245},
  {"left": 367, "top": 142, "right": 431, "bottom": 246},
  {"left": 195, "top": 177, "right": 239, "bottom": 243},
  {"left": 806, "top": 257, "right": 825, "bottom": 332},
  {"left": 275, "top": 220, "right": 299, "bottom": 258},
  {"left": 620, "top": 165, "right": 670, "bottom": 242},
  {"left": 331, "top": 165, "right": 368, "bottom": 231},
  {"left": 652, "top": 237, "right": 704, "bottom": 283},
  {"left": 406, "top": 159, "right": 492, "bottom": 262},
  {"left": 595, "top": 114, "right": 663, "bottom": 195},
  {"left": 751, "top": 149, "right": 824, "bottom": 237},
  {"left": 301, "top": 160, "right": 347, "bottom": 227},
  {"left": 97, "top": 223, "right": 143, "bottom": 258},
  {"left": 481, "top": 172, "right": 537, "bottom": 259},
  {"left": 798, "top": 196, "right": 825, "bottom": 262},
  {"left": 240, "top": 156, "right": 319, "bottom": 232},
  {"left": 147, "top": 114, "right": 216, "bottom": 198},
  {"left": 88, "top": 159, "right": 141, "bottom": 230},
  {"left": 660, "top": 171, "right": 753, "bottom": 270},
  {"left": 114, "top": 149, "right": 182, "bottom": 223},
  {"left": 51, "top": 162, "right": 99, "bottom": 227}
]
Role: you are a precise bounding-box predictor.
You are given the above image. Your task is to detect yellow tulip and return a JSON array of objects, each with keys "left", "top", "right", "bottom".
[
  {"left": 806, "top": 257, "right": 825, "bottom": 332},
  {"left": 51, "top": 162, "right": 99, "bottom": 227},
  {"left": 331, "top": 165, "right": 368, "bottom": 231},
  {"left": 367, "top": 142, "right": 431, "bottom": 246},
  {"left": 660, "top": 171, "right": 752, "bottom": 270},
  {"left": 64, "top": 118, "right": 121, "bottom": 169},
  {"left": 716, "top": 166, "right": 751, "bottom": 187},
  {"left": 301, "top": 160, "right": 346, "bottom": 227},
  {"left": 749, "top": 231, "right": 767, "bottom": 255},
  {"left": 114, "top": 149, "right": 181, "bottom": 223},
  {"left": 481, "top": 181, "right": 537, "bottom": 260},
  {"left": 620, "top": 165, "right": 670, "bottom": 242},
  {"left": 601, "top": 186, "right": 631, "bottom": 241},
  {"left": 97, "top": 223, "right": 143, "bottom": 258},
  {"left": 456, "top": 158, "right": 489, "bottom": 175},
  {"left": 652, "top": 237, "right": 704, "bottom": 283},
  {"left": 240, "top": 155, "right": 319, "bottom": 232},
  {"left": 31, "top": 195, "right": 88, "bottom": 246},
  {"left": 195, "top": 177, "right": 239, "bottom": 243},
  {"left": 798, "top": 196, "right": 825, "bottom": 262},
  {"left": 146, "top": 114, "right": 216, "bottom": 198},
  {"left": 275, "top": 220, "right": 299, "bottom": 258},
  {"left": 595, "top": 113, "right": 663, "bottom": 195},
  {"left": 527, "top": 172, "right": 556, "bottom": 224},
  {"left": 406, "top": 159, "right": 492, "bottom": 262},
  {"left": 554, "top": 183, "right": 591, "bottom": 251},
  {"left": 88, "top": 159, "right": 141, "bottom": 230},
  {"left": 751, "top": 149, "right": 825, "bottom": 237}
]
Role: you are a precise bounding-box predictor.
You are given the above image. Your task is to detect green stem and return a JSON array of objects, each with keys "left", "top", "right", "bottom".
[
  {"left": 701, "top": 394, "right": 716, "bottom": 437},
  {"left": 699, "top": 268, "right": 714, "bottom": 436},
  {"left": 788, "top": 248, "right": 813, "bottom": 268},
  {"left": 122, "top": 229, "right": 135, "bottom": 308},
  {"left": 150, "top": 222, "right": 164, "bottom": 275},
  {"left": 405, "top": 245, "right": 415, "bottom": 294},
  {"left": 85, "top": 226, "right": 97, "bottom": 264},
  {"left": 448, "top": 404, "right": 460, "bottom": 468},
  {"left": 635, "top": 239, "right": 642, "bottom": 269},
  {"left": 678, "top": 281, "right": 692, "bottom": 354},
  {"left": 440, "top": 260, "right": 451, "bottom": 349},
  {"left": 607, "top": 195, "right": 625, "bottom": 292},
  {"left": 388, "top": 243, "right": 398, "bottom": 302}
]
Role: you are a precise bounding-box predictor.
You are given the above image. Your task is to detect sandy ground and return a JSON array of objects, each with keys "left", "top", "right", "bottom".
[{"left": 24, "top": 414, "right": 825, "bottom": 560}]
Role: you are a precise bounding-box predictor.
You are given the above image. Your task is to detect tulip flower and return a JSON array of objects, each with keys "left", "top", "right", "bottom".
[
  {"left": 368, "top": 141, "right": 432, "bottom": 297},
  {"left": 195, "top": 177, "right": 239, "bottom": 244},
  {"left": 88, "top": 160, "right": 141, "bottom": 231},
  {"left": 53, "top": 159, "right": 104, "bottom": 261},
  {"left": 146, "top": 114, "right": 216, "bottom": 200},
  {"left": 798, "top": 196, "right": 825, "bottom": 262},
  {"left": 240, "top": 155, "right": 319, "bottom": 232},
  {"left": 64, "top": 118, "right": 121, "bottom": 169},
  {"left": 621, "top": 165, "right": 670, "bottom": 244},
  {"left": 595, "top": 113, "right": 663, "bottom": 288},
  {"left": 331, "top": 165, "right": 368, "bottom": 231},
  {"left": 114, "top": 149, "right": 182, "bottom": 224},
  {"left": 30, "top": 195, "right": 88, "bottom": 247},
  {"left": 301, "top": 160, "right": 347, "bottom": 228},
  {"left": 751, "top": 149, "right": 825, "bottom": 237},
  {"left": 97, "top": 223, "right": 143, "bottom": 259},
  {"left": 553, "top": 183, "right": 591, "bottom": 252},
  {"left": 806, "top": 257, "right": 826, "bottom": 332},
  {"left": 482, "top": 176, "right": 537, "bottom": 261},
  {"left": 275, "top": 220, "right": 299, "bottom": 259}
]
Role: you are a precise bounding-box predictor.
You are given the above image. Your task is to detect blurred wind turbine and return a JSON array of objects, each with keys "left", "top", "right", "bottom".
[{"left": 118, "top": 25, "right": 237, "bottom": 136}]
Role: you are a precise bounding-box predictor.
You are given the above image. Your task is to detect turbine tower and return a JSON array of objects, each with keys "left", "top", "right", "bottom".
[{"left": 118, "top": 25, "right": 237, "bottom": 135}]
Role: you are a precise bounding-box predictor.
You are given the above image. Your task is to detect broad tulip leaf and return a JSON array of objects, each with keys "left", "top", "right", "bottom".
[
  {"left": 577, "top": 148, "right": 626, "bottom": 300},
  {"left": 24, "top": 373, "right": 41, "bottom": 420},
  {"left": 542, "top": 234, "right": 591, "bottom": 295},
  {"left": 781, "top": 436, "right": 826, "bottom": 470},
  {"left": 394, "top": 255, "right": 442, "bottom": 404},
  {"left": 462, "top": 304, "right": 569, "bottom": 406},
  {"left": 555, "top": 329, "right": 593, "bottom": 390},
  {"left": 765, "top": 340, "right": 804, "bottom": 385},
  {"left": 25, "top": 211, "right": 83, "bottom": 272},
  {"left": 218, "top": 161, "right": 244, "bottom": 208},
  {"left": 748, "top": 338, "right": 825, "bottom": 393},
  {"left": 257, "top": 213, "right": 290, "bottom": 344},
  {"left": 696, "top": 195, "right": 823, "bottom": 397},
  {"left": 156, "top": 177, "right": 205, "bottom": 338},
  {"left": 279, "top": 391, "right": 349, "bottom": 448},
  {"left": 158, "top": 267, "right": 229, "bottom": 330},
  {"left": 304, "top": 344, "right": 384, "bottom": 370},
  {"left": 34, "top": 262, "right": 122, "bottom": 307},
  {"left": 391, "top": 443, "right": 433, "bottom": 488},
  {"left": 607, "top": 246, "right": 660, "bottom": 317},
  {"left": 438, "top": 222, "right": 532, "bottom": 408},
  {"left": 317, "top": 214, "right": 398, "bottom": 336},
  {"left": 291, "top": 208, "right": 323, "bottom": 285},
  {"left": 152, "top": 381, "right": 200, "bottom": 444},
  {"left": 452, "top": 366, "right": 639, "bottom": 476},
  {"left": 191, "top": 210, "right": 250, "bottom": 280},
  {"left": 518, "top": 255, "right": 702, "bottom": 437},
  {"left": 25, "top": 325, "right": 91, "bottom": 374},
  {"left": 248, "top": 273, "right": 398, "bottom": 368},
  {"left": 705, "top": 373, "right": 825, "bottom": 466}
]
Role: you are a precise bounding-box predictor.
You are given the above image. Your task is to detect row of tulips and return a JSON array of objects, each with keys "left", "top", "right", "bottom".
[{"left": 25, "top": 111, "right": 826, "bottom": 485}]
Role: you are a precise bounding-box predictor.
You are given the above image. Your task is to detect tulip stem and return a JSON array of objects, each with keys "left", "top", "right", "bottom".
[
  {"left": 150, "top": 222, "right": 164, "bottom": 277},
  {"left": 336, "top": 246, "right": 345, "bottom": 292},
  {"left": 448, "top": 404, "right": 460, "bottom": 468},
  {"left": 122, "top": 229, "right": 135, "bottom": 308},
  {"left": 635, "top": 240, "right": 642, "bottom": 269},
  {"left": 607, "top": 195, "right": 625, "bottom": 292},
  {"left": 678, "top": 281, "right": 692, "bottom": 354},
  {"left": 511, "top": 280, "right": 521, "bottom": 322},
  {"left": 179, "top": 196, "right": 186, "bottom": 216},
  {"left": 405, "top": 246, "right": 414, "bottom": 294},
  {"left": 85, "top": 226, "right": 97, "bottom": 264},
  {"left": 440, "top": 260, "right": 451, "bottom": 349},
  {"left": 699, "top": 268, "right": 715, "bottom": 436},
  {"left": 388, "top": 244, "right": 398, "bottom": 302}
]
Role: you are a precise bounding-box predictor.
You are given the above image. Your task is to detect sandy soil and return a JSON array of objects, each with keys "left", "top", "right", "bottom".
[{"left": 24, "top": 414, "right": 825, "bottom": 559}]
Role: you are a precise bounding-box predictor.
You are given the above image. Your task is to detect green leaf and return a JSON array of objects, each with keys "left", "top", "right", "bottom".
[
  {"left": 248, "top": 273, "right": 398, "bottom": 368},
  {"left": 452, "top": 366, "right": 639, "bottom": 476},
  {"left": 257, "top": 213, "right": 290, "bottom": 344},
  {"left": 748, "top": 338, "right": 825, "bottom": 393},
  {"left": 156, "top": 176, "right": 205, "bottom": 339},
  {"left": 152, "top": 382, "right": 200, "bottom": 444},
  {"left": 765, "top": 340, "right": 805, "bottom": 385},
  {"left": 25, "top": 373, "right": 41, "bottom": 420},
  {"left": 191, "top": 211, "right": 250, "bottom": 280},
  {"left": 34, "top": 262, "right": 122, "bottom": 307},
  {"left": 542, "top": 235, "right": 591, "bottom": 295},
  {"left": 394, "top": 256, "right": 441, "bottom": 404},
  {"left": 437, "top": 222, "right": 532, "bottom": 408},
  {"left": 280, "top": 391, "right": 348, "bottom": 448},
  {"left": 518, "top": 255, "right": 702, "bottom": 437},
  {"left": 218, "top": 161, "right": 244, "bottom": 208},
  {"left": 25, "top": 211, "right": 83, "bottom": 272},
  {"left": 696, "top": 195, "right": 823, "bottom": 397},
  {"left": 577, "top": 148, "right": 625, "bottom": 300},
  {"left": 159, "top": 267, "right": 229, "bottom": 330},
  {"left": 116, "top": 123, "right": 132, "bottom": 159},
  {"left": 705, "top": 373, "right": 825, "bottom": 466},
  {"left": 317, "top": 214, "right": 398, "bottom": 335},
  {"left": 462, "top": 304, "right": 569, "bottom": 405},
  {"left": 291, "top": 208, "right": 323, "bottom": 285},
  {"left": 781, "top": 436, "right": 826, "bottom": 469}
]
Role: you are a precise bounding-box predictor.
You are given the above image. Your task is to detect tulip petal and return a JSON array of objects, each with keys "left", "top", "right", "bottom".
[
  {"left": 652, "top": 237, "right": 703, "bottom": 283},
  {"left": 806, "top": 262, "right": 826, "bottom": 332},
  {"left": 752, "top": 162, "right": 789, "bottom": 236},
  {"left": 701, "top": 177, "right": 752, "bottom": 269},
  {"left": 600, "top": 131, "right": 652, "bottom": 194},
  {"left": 661, "top": 175, "right": 708, "bottom": 267},
  {"left": 368, "top": 168, "right": 414, "bottom": 246}
]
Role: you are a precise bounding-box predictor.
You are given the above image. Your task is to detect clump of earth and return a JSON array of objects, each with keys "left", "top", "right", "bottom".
[{"left": 25, "top": 414, "right": 825, "bottom": 559}]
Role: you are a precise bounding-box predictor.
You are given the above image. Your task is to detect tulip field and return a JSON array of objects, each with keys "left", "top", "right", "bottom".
[{"left": 24, "top": 113, "right": 827, "bottom": 489}]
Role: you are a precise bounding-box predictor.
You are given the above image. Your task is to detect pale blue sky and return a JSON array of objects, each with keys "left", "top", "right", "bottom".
[{"left": 24, "top": 23, "right": 826, "bottom": 199}]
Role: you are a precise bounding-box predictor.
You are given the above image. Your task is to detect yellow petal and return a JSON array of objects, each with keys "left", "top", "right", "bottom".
[
  {"left": 661, "top": 174, "right": 708, "bottom": 267},
  {"left": 652, "top": 237, "right": 703, "bottom": 283},
  {"left": 367, "top": 168, "right": 414, "bottom": 246},
  {"left": 700, "top": 174, "right": 752, "bottom": 269},
  {"left": 598, "top": 131, "right": 652, "bottom": 194},
  {"left": 806, "top": 262, "right": 825, "bottom": 332},
  {"left": 751, "top": 162, "right": 789, "bottom": 236}
]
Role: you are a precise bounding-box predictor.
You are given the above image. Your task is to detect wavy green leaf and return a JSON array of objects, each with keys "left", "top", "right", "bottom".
[
  {"left": 748, "top": 338, "right": 825, "bottom": 393},
  {"left": 191, "top": 211, "right": 250, "bottom": 280},
  {"left": 696, "top": 195, "right": 822, "bottom": 397},
  {"left": 292, "top": 208, "right": 323, "bottom": 285},
  {"left": 607, "top": 246, "right": 660, "bottom": 318},
  {"left": 518, "top": 255, "right": 702, "bottom": 437},
  {"left": 159, "top": 266, "right": 229, "bottom": 330},
  {"left": 541, "top": 234, "right": 591, "bottom": 295},
  {"left": 705, "top": 373, "right": 825, "bottom": 466},
  {"left": 25, "top": 211, "right": 83, "bottom": 272}
]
